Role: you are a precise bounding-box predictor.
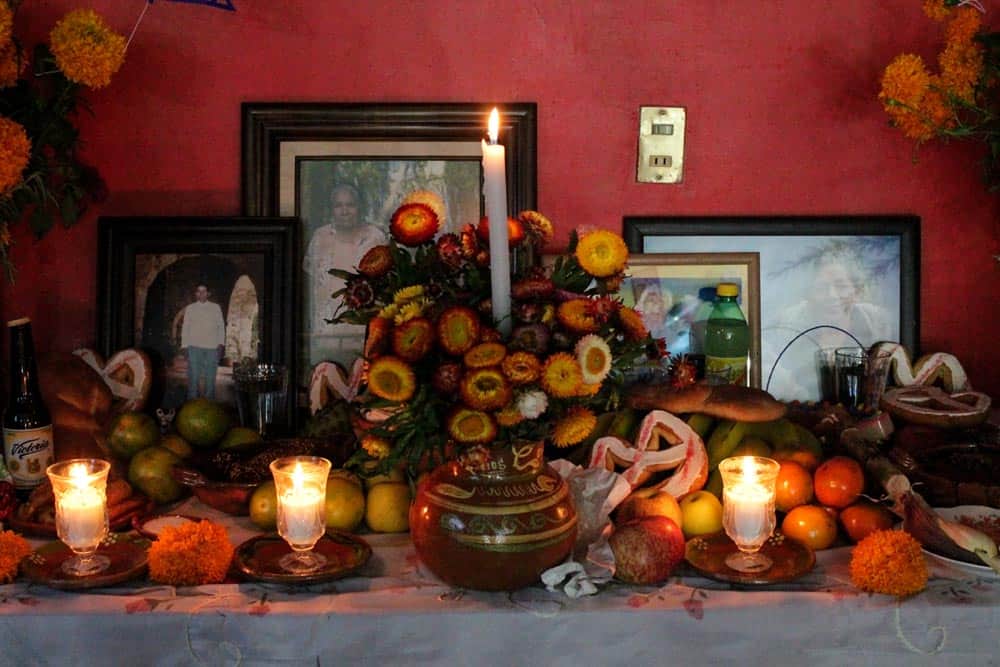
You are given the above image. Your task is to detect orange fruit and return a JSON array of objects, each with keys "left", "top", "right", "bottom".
[
  {"left": 774, "top": 460, "right": 814, "bottom": 512},
  {"left": 771, "top": 448, "right": 820, "bottom": 472},
  {"left": 781, "top": 504, "right": 838, "bottom": 551},
  {"left": 249, "top": 480, "right": 277, "bottom": 530},
  {"left": 107, "top": 411, "right": 160, "bottom": 460},
  {"left": 813, "top": 456, "right": 864, "bottom": 509},
  {"left": 175, "top": 398, "right": 231, "bottom": 448},
  {"left": 839, "top": 500, "right": 895, "bottom": 543}
]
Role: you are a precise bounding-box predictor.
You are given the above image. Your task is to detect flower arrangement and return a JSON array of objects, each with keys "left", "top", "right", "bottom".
[
  {"left": 331, "top": 192, "right": 658, "bottom": 475},
  {"left": 0, "top": 529, "right": 30, "bottom": 583},
  {"left": 147, "top": 520, "right": 234, "bottom": 586},
  {"left": 849, "top": 529, "right": 928, "bottom": 597},
  {"left": 0, "top": 2, "right": 127, "bottom": 280},
  {"left": 879, "top": 0, "right": 1000, "bottom": 187}
]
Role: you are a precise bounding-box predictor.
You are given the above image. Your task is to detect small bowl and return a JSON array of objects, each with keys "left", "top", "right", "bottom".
[
  {"left": 132, "top": 513, "right": 200, "bottom": 540},
  {"left": 172, "top": 467, "right": 258, "bottom": 515}
]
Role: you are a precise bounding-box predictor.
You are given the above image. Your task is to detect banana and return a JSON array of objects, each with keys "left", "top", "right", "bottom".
[
  {"left": 744, "top": 418, "right": 798, "bottom": 450},
  {"left": 686, "top": 413, "right": 715, "bottom": 440},
  {"left": 936, "top": 518, "right": 1000, "bottom": 574},
  {"left": 706, "top": 419, "right": 750, "bottom": 470},
  {"left": 606, "top": 407, "right": 639, "bottom": 442},
  {"left": 791, "top": 423, "right": 823, "bottom": 458}
]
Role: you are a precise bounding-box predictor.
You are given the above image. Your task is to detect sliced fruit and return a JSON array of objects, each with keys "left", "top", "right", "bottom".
[
  {"left": 367, "top": 356, "right": 417, "bottom": 402},
  {"left": 459, "top": 368, "right": 511, "bottom": 411},
  {"left": 446, "top": 407, "right": 497, "bottom": 444},
  {"left": 463, "top": 342, "right": 507, "bottom": 368},
  {"left": 392, "top": 317, "right": 435, "bottom": 362},
  {"left": 437, "top": 306, "right": 481, "bottom": 356}
]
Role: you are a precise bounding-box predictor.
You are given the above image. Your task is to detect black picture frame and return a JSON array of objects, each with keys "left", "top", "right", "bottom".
[
  {"left": 623, "top": 215, "right": 921, "bottom": 401},
  {"left": 240, "top": 101, "right": 538, "bottom": 381},
  {"left": 97, "top": 216, "right": 299, "bottom": 429}
]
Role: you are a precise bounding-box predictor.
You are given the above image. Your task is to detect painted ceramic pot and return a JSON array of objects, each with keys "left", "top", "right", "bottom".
[{"left": 409, "top": 440, "right": 577, "bottom": 591}]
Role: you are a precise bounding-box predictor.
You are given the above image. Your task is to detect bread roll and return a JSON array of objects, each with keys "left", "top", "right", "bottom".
[
  {"left": 626, "top": 383, "right": 787, "bottom": 422},
  {"left": 38, "top": 354, "right": 115, "bottom": 460}
]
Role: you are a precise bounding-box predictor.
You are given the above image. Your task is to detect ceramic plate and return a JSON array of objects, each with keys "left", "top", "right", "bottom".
[
  {"left": 21, "top": 533, "right": 151, "bottom": 590},
  {"left": 132, "top": 514, "right": 200, "bottom": 540},
  {"left": 9, "top": 497, "right": 154, "bottom": 538},
  {"left": 685, "top": 531, "right": 815, "bottom": 585},
  {"left": 919, "top": 506, "right": 1000, "bottom": 572},
  {"left": 233, "top": 530, "right": 372, "bottom": 584}
]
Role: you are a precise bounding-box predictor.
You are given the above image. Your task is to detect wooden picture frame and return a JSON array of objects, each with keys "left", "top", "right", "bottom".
[
  {"left": 241, "top": 102, "right": 538, "bottom": 383},
  {"left": 623, "top": 216, "right": 920, "bottom": 401},
  {"left": 97, "top": 216, "right": 299, "bottom": 428},
  {"left": 624, "top": 253, "right": 762, "bottom": 387}
]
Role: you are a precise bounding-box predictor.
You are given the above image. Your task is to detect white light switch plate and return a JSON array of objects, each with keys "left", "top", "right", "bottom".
[{"left": 637, "top": 106, "right": 685, "bottom": 183}]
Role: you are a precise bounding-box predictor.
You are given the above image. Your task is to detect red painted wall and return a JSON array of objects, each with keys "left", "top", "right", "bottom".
[{"left": 5, "top": 1, "right": 998, "bottom": 397}]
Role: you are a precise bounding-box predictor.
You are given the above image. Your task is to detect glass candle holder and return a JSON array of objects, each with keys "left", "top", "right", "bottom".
[
  {"left": 719, "top": 456, "right": 780, "bottom": 573},
  {"left": 46, "top": 459, "right": 111, "bottom": 577},
  {"left": 269, "top": 456, "right": 331, "bottom": 573}
]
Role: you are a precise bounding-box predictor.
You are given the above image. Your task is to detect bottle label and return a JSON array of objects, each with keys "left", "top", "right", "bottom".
[
  {"left": 705, "top": 356, "right": 747, "bottom": 386},
  {"left": 3, "top": 426, "right": 55, "bottom": 490}
]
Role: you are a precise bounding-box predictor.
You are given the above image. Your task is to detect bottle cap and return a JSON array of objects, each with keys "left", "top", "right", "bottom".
[
  {"left": 7, "top": 317, "right": 30, "bottom": 328},
  {"left": 716, "top": 283, "right": 738, "bottom": 297}
]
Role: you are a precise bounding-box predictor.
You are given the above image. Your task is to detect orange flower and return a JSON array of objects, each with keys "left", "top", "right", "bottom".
[
  {"left": 617, "top": 305, "right": 649, "bottom": 341},
  {"left": 0, "top": 41, "right": 23, "bottom": 89},
  {"left": 575, "top": 229, "right": 628, "bottom": 277},
  {"left": 552, "top": 406, "right": 597, "bottom": 447},
  {"left": 402, "top": 190, "right": 447, "bottom": 230},
  {"left": 446, "top": 407, "right": 497, "bottom": 444},
  {"left": 148, "top": 520, "right": 234, "bottom": 586},
  {"left": 50, "top": 9, "right": 126, "bottom": 89},
  {"left": 460, "top": 368, "right": 511, "bottom": 411},
  {"left": 501, "top": 351, "right": 541, "bottom": 385},
  {"left": 362, "top": 434, "right": 392, "bottom": 459},
  {"left": 540, "top": 352, "right": 584, "bottom": 398},
  {"left": 879, "top": 54, "right": 935, "bottom": 141},
  {"left": 0, "top": 530, "right": 31, "bottom": 583},
  {"left": 849, "top": 529, "right": 928, "bottom": 598},
  {"left": 390, "top": 203, "right": 439, "bottom": 246},
  {"left": 0, "top": 2, "right": 12, "bottom": 45},
  {"left": 0, "top": 116, "right": 30, "bottom": 193},
  {"left": 368, "top": 356, "right": 417, "bottom": 402},
  {"left": 922, "top": 0, "right": 951, "bottom": 21},
  {"left": 518, "top": 210, "right": 555, "bottom": 244},
  {"left": 557, "top": 299, "right": 600, "bottom": 334}
]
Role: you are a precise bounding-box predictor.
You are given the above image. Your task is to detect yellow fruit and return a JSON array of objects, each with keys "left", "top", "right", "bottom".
[
  {"left": 325, "top": 476, "right": 366, "bottom": 532},
  {"left": 175, "top": 398, "right": 231, "bottom": 448},
  {"left": 365, "top": 482, "right": 411, "bottom": 533},
  {"left": 107, "top": 411, "right": 160, "bottom": 460},
  {"left": 249, "top": 480, "right": 277, "bottom": 530},
  {"left": 329, "top": 468, "right": 363, "bottom": 488},
  {"left": 361, "top": 461, "right": 406, "bottom": 490},
  {"left": 219, "top": 426, "right": 263, "bottom": 451},
  {"left": 679, "top": 490, "right": 724, "bottom": 537},
  {"left": 159, "top": 433, "right": 193, "bottom": 460},
  {"left": 128, "top": 446, "right": 183, "bottom": 504}
]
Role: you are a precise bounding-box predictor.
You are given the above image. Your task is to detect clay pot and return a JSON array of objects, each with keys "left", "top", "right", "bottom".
[{"left": 409, "top": 440, "right": 577, "bottom": 591}]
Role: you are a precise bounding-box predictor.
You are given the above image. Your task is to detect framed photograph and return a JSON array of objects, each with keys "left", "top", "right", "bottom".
[
  {"left": 623, "top": 216, "right": 920, "bottom": 401},
  {"left": 241, "top": 102, "right": 538, "bottom": 382},
  {"left": 623, "top": 253, "right": 762, "bottom": 387},
  {"left": 97, "top": 217, "right": 299, "bottom": 426}
]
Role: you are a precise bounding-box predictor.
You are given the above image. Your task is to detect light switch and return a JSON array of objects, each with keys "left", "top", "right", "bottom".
[{"left": 637, "top": 106, "right": 685, "bottom": 183}]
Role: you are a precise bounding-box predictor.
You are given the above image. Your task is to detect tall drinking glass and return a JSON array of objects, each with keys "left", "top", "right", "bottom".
[
  {"left": 234, "top": 362, "right": 289, "bottom": 438},
  {"left": 46, "top": 459, "right": 111, "bottom": 576}
]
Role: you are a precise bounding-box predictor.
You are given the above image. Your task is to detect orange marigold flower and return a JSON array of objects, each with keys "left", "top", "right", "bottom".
[
  {"left": 617, "top": 305, "right": 649, "bottom": 341},
  {"left": 922, "top": 0, "right": 951, "bottom": 21},
  {"left": 50, "top": 9, "right": 126, "bottom": 89},
  {"left": 939, "top": 41, "right": 983, "bottom": 104},
  {"left": 944, "top": 6, "right": 981, "bottom": 44},
  {"left": 362, "top": 434, "right": 392, "bottom": 459},
  {"left": 849, "top": 529, "right": 928, "bottom": 598},
  {"left": 557, "top": 299, "right": 599, "bottom": 334},
  {"left": 0, "top": 116, "right": 30, "bottom": 194},
  {"left": 541, "top": 352, "right": 584, "bottom": 398},
  {"left": 501, "top": 351, "right": 541, "bottom": 385},
  {"left": 552, "top": 406, "right": 597, "bottom": 447},
  {"left": 0, "top": 530, "right": 31, "bottom": 584},
  {"left": 575, "top": 229, "right": 629, "bottom": 278},
  {"left": 368, "top": 356, "right": 417, "bottom": 402},
  {"left": 390, "top": 202, "right": 439, "bottom": 246},
  {"left": 879, "top": 54, "right": 935, "bottom": 141},
  {"left": 0, "top": 41, "right": 24, "bottom": 89},
  {"left": 148, "top": 520, "right": 234, "bottom": 586}
]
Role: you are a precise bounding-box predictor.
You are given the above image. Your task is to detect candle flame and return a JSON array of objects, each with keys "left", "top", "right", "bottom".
[
  {"left": 488, "top": 107, "right": 499, "bottom": 144},
  {"left": 292, "top": 461, "right": 305, "bottom": 491},
  {"left": 741, "top": 456, "right": 758, "bottom": 484},
  {"left": 68, "top": 462, "right": 89, "bottom": 488}
]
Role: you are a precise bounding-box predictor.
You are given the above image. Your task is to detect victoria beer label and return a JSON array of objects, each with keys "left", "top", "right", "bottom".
[{"left": 3, "top": 426, "right": 54, "bottom": 490}]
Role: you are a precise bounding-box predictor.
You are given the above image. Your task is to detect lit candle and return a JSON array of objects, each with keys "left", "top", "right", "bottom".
[
  {"left": 55, "top": 463, "right": 108, "bottom": 551},
  {"left": 276, "top": 461, "right": 326, "bottom": 547},
  {"left": 720, "top": 456, "right": 779, "bottom": 552},
  {"left": 482, "top": 107, "right": 511, "bottom": 336}
]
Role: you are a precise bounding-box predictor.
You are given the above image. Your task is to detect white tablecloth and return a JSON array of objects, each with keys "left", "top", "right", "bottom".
[{"left": 1, "top": 497, "right": 998, "bottom": 667}]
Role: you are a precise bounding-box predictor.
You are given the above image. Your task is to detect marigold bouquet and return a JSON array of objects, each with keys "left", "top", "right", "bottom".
[
  {"left": 0, "top": 2, "right": 127, "bottom": 280},
  {"left": 331, "top": 192, "right": 657, "bottom": 474},
  {"left": 879, "top": 0, "right": 1000, "bottom": 187}
]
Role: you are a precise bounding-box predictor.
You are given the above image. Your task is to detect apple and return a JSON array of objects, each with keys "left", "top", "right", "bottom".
[
  {"left": 616, "top": 487, "right": 683, "bottom": 528},
  {"left": 678, "top": 490, "right": 724, "bottom": 537},
  {"left": 609, "top": 516, "right": 686, "bottom": 584}
]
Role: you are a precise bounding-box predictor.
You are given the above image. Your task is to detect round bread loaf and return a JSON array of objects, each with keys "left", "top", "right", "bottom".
[
  {"left": 626, "top": 383, "right": 787, "bottom": 422},
  {"left": 39, "top": 354, "right": 114, "bottom": 460}
]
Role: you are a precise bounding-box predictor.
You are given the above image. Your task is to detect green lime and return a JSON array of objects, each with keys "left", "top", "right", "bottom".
[
  {"left": 160, "top": 433, "right": 193, "bottom": 460},
  {"left": 107, "top": 411, "right": 160, "bottom": 461},
  {"left": 249, "top": 480, "right": 277, "bottom": 530},
  {"left": 128, "top": 446, "right": 183, "bottom": 504},
  {"left": 219, "top": 426, "right": 263, "bottom": 451},
  {"left": 175, "top": 398, "right": 231, "bottom": 448}
]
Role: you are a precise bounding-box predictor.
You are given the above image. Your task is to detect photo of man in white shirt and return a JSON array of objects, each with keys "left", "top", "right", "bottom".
[{"left": 181, "top": 283, "right": 226, "bottom": 399}]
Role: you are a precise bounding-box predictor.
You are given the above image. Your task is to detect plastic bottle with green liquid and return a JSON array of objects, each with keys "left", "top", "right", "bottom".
[{"left": 704, "top": 283, "right": 749, "bottom": 386}]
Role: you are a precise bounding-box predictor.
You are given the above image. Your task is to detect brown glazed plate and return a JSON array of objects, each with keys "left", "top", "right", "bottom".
[
  {"left": 685, "top": 531, "right": 816, "bottom": 585},
  {"left": 233, "top": 530, "right": 372, "bottom": 585},
  {"left": 8, "top": 497, "right": 155, "bottom": 538},
  {"left": 21, "top": 533, "right": 151, "bottom": 590}
]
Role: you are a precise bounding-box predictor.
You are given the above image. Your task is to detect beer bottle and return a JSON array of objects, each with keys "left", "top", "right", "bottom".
[{"left": 2, "top": 318, "right": 54, "bottom": 499}]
